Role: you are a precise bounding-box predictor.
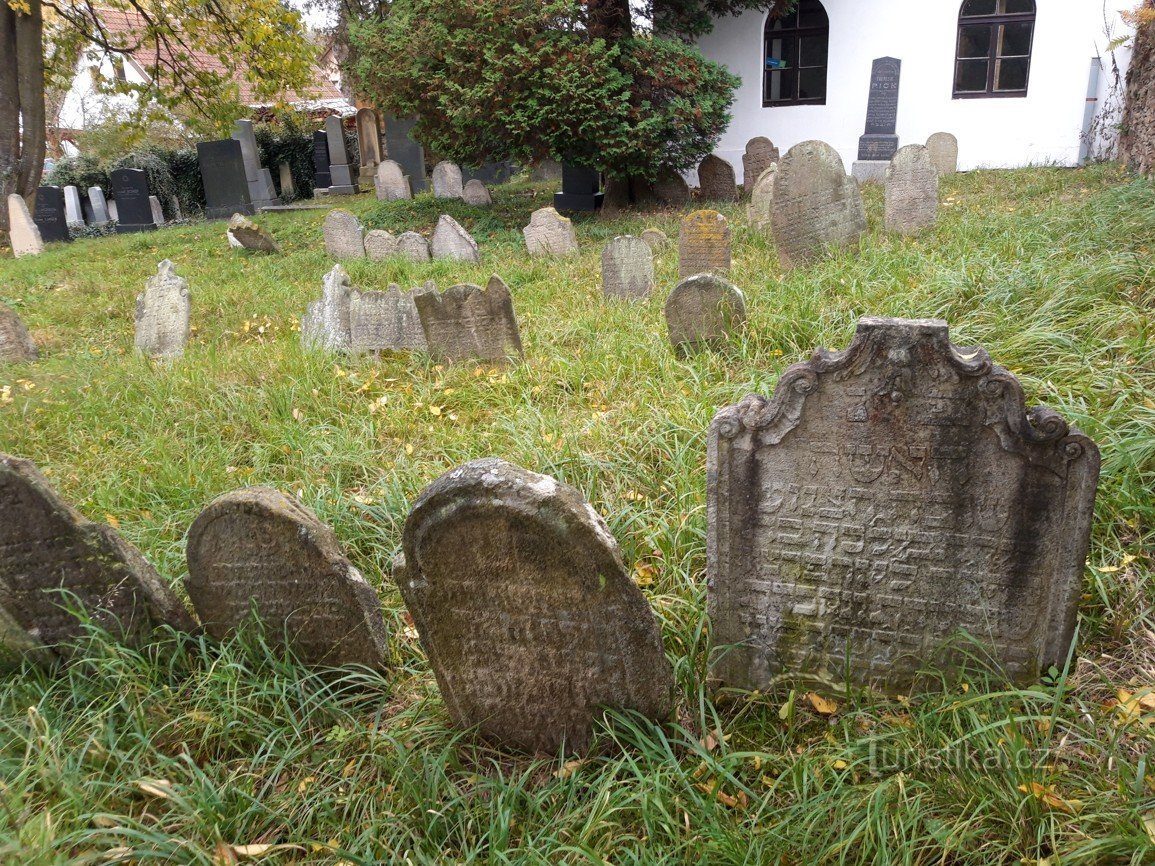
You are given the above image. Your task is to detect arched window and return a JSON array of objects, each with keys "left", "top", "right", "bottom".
[
  {"left": 763, "top": 0, "right": 829, "bottom": 107},
  {"left": 953, "top": 0, "right": 1035, "bottom": 98}
]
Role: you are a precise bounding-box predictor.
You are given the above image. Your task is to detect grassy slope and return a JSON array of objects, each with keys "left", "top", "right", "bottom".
[{"left": 0, "top": 164, "right": 1153, "bottom": 864}]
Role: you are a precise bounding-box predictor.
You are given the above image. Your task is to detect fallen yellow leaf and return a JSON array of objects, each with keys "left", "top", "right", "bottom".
[
  {"left": 105, "top": 514, "right": 120, "bottom": 529},
  {"left": 806, "top": 692, "right": 839, "bottom": 716},
  {"left": 231, "top": 844, "right": 305, "bottom": 860},
  {"left": 553, "top": 758, "right": 587, "bottom": 779},
  {"left": 1018, "top": 782, "right": 1081, "bottom": 814},
  {"left": 135, "top": 779, "right": 172, "bottom": 799}
]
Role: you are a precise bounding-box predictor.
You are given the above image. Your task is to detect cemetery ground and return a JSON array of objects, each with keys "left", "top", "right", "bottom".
[{"left": 1, "top": 163, "right": 1154, "bottom": 864}]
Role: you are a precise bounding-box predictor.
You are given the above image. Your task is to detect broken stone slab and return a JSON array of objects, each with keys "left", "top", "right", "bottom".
[
  {"left": 523, "top": 207, "right": 578, "bottom": 257},
  {"left": 301, "top": 264, "right": 353, "bottom": 352},
  {"left": 0, "top": 303, "right": 38, "bottom": 363},
  {"left": 226, "top": 213, "right": 281, "bottom": 253},
  {"left": 414, "top": 275, "right": 523, "bottom": 365},
  {"left": 323, "top": 208, "right": 365, "bottom": 260},
  {"left": 349, "top": 284, "right": 431, "bottom": 353},
  {"left": 430, "top": 214, "right": 480, "bottom": 263}
]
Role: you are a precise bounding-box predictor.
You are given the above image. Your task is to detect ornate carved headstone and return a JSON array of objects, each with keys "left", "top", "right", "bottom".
[
  {"left": 323, "top": 209, "right": 365, "bottom": 260},
  {"left": 771, "top": 140, "right": 866, "bottom": 270},
  {"left": 0, "top": 303, "right": 37, "bottom": 362},
  {"left": 885, "top": 144, "right": 939, "bottom": 235},
  {"left": 33, "top": 186, "right": 70, "bottom": 242},
  {"left": 707, "top": 317, "right": 1100, "bottom": 694},
  {"left": 678, "top": 210, "right": 731, "bottom": 278},
  {"left": 742, "top": 137, "right": 780, "bottom": 192},
  {"left": 747, "top": 164, "right": 778, "bottom": 229},
  {"left": 226, "top": 213, "right": 281, "bottom": 253},
  {"left": 641, "top": 228, "right": 669, "bottom": 252},
  {"left": 396, "top": 231, "right": 431, "bottom": 263},
  {"left": 197, "top": 139, "right": 253, "bottom": 219},
  {"left": 414, "top": 276, "right": 523, "bottom": 365},
  {"left": 394, "top": 458, "right": 674, "bottom": 754},
  {"left": 375, "top": 160, "right": 412, "bottom": 201},
  {"left": 431, "top": 161, "right": 464, "bottom": 199},
  {"left": 301, "top": 265, "right": 353, "bottom": 352},
  {"left": 135, "top": 260, "right": 190, "bottom": 359},
  {"left": 523, "top": 207, "right": 578, "bottom": 256},
  {"left": 349, "top": 284, "right": 432, "bottom": 354},
  {"left": 665, "top": 274, "right": 746, "bottom": 357},
  {"left": 110, "top": 169, "right": 157, "bottom": 234},
  {"left": 430, "top": 214, "right": 480, "bottom": 263},
  {"left": 8, "top": 194, "right": 44, "bottom": 257},
  {"left": 926, "top": 132, "right": 959, "bottom": 175},
  {"left": 0, "top": 453, "right": 195, "bottom": 663},
  {"left": 463, "top": 179, "right": 491, "bottom": 206},
  {"left": 653, "top": 169, "right": 691, "bottom": 207},
  {"left": 697, "top": 155, "right": 738, "bottom": 203},
  {"left": 185, "top": 487, "right": 389, "bottom": 670},
  {"left": 364, "top": 229, "right": 399, "bottom": 261},
  {"left": 601, "top": 236, "right": 655, "bottom": 300}
]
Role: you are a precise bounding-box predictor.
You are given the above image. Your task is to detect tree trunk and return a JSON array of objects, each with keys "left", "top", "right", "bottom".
[
  {"left": 1120, "top": 8, "right": 1155, "bottom": 175},
  {"left": 0, "top": 0, "right": 45, "bottom": 237}
]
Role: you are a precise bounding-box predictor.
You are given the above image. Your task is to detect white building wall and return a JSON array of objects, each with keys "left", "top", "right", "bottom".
[
  {"left": 57, "top": 51, "right": 150, "bottom": 132},
  {"left": 695, "top": 0, "right": 1135, "bottom": 176}
]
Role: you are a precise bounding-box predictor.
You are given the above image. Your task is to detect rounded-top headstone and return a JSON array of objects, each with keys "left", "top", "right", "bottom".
[
  {"left": 463, "top": 179, "right": 492, "bottom": 207},
  {"left": 665, "top": 274, "right": 747, "bottom": 357},
  {"left": 926, "top": 132, "right": 959, "bottom": 175},
  {"left": 186, "top": 487, "right": 389, "bottom": 670},
  {"left": 523, "top": 207, "right": 578, "bottom": 256},
  {"left": 396, "top": 231, "right": 431, "bottom": 263},
  {"left": 430, "top": 214, "right": 480, "bottom": 263},
  {"left": 885, "top": 144, "right": 939, "bottom": 235},
  {"left": 323, "top": 209, "right": 365, "bottom": 260},
  {"left": 697, "top": 154, "right": 738, "bottom": 203},
  {"left": 601, "top": 236, "right": 656, "bottom": 301},
  {"left": 431, "top": 161, "right": 465, "bottom": 199},
  {"left": 0, "top": 303, "right": 38, "bottom": 363},
  {"left": 364, "top": 229, "right": 400, "bottom": 261},
  {"left": 375, "top": 160, "right": 412, "bottom": 201},
  {"left": 394, "top": 458, "right": 673, "bottom": 754},
  {"left": 742, "top": 137, "right": 780, "bottom": 192},
  {"left": 134, "top": 260, "right": 191, "bottom": 360}
]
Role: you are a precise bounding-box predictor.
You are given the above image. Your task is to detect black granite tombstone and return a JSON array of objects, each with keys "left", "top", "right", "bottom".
[
  {"left": 312, "top": 131, "right": 331, "bottom": 191},
  {"left": 197, "top": 139, "right": 254, "bottom": 220},
  {"left": 553, "top": 164, "right": 603, "bottom": 211},
  {"left": 857, "top": 57, "right": 901, "bottom": 161},
  {"left": 110, "top": 169, "right": 157, "bottom": 233},
  {"left": 32, "top": 186, "right": 70, "bottom": 242},
  {"left": 383, "top": 115, "right": 427, "bottom": 193}
]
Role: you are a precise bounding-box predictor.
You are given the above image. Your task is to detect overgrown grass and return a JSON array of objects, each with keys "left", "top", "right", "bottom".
[{"left": 1, "top": 164, "right": 1153, "bottom": 864}]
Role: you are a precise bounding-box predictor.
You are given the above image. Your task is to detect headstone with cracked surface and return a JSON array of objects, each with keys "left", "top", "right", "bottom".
[
  {"left": 431, "top": 161, "right": 464, "bottom": 199},
  {"left": 8, "top": 195, "right": 43, "bottom": 257},
  {"left": 396, "top": 231, "right": 431, "bottom": 263},
  {"left": 0, "top": 453, "right": 195, "bottom": 665},
  {"left": 697, "top": 155, "right": 738, "bottom": 203},
  {"left": 349, "top": 284, "right": 432, "bottom": 354},
  {"left": 665, "top": 274, "right": 747, "bottom": 357},
  {"left": 678, "top": 210, "right": 731, "bottom": 278},
  {"left": 601, "top": 236, "right": 655, "bottom": 300},
  {"left": 771, "top": 140, "right": 866, "bottom": 270},
  {"left": 226, "top": 213, "right": 281, "bottom": 253},
  {"left": 926, "top": 132, "right": 959, "bottom": 175},
  {"left": 135, "top": 260, "right": 190, "bottom": 359},
  {"left": 185, "top": 487, "right": 389, "bottom": 670},
  {"left": 0, "top": 304, "right": 37, "bottom": 363},
  {"left": 746, "top": 164, "right": 778, "bottom": 229},
  {"left": 463, "top": 179, "right": 491, "bottom": 207},
  {"left": 375, "top": 160, "right": 411, "bottom": 201},
  {"left": 394, "top": 458, "right": 674, "bottom": 754},
  {"left": 415, "top": 276, "right": 523, "bottom": 364},
  {"left": 742, "top": 137, "right": 780, "bottom": 192},
  {"left": 707, "top": 316, "right": 1101, "bottom": 695},
  {"left": 323, "top": 209, "right": 365, "bottom": 260},
  {"left": 364, "top": 229, "right": 399, "bottom": 261},
  {"left": 301, "top": 264, "right": 353, "bottom": 352},
  {"left": 885, "top": 144, "right": 938, "bottom": 235},
  {"left": 431, "top": 214, "right": 480, "bottom": 263},
  {"left": 523, "top": 207, "right": 578, "bottom": 257}
]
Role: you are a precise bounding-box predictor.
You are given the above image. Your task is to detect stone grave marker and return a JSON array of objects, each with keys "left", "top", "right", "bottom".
[
  {"left": 148, "top": 195, "right": 165, "bottom": 226},
  {"left": 641, "top": 228, "right": 669, "bottom": 252},
  {"left": 707, "top": 316, "right": 1101, "bottom": 695},
  {"left": 415, "top": 276, "right": 523, "bottom": 364},
  {"left": 323, "top": 209, "right": 365, "bottom": 260},
  {"left": 278, "top": 162, "right": 296, "bottom": 199},
  {"left": 853, "top": 57, "right": 902, "bottom": 183},
  {"left": 364, "top": 229, "right": 399, "bottom": 261},
  {"left": 431, "top": 214, "right": 480, "bottom": 263},
  {"left": 653, "top": 169, "right": 691, "bottom": 207},
  {"left": 697, "top": 155, "right": 738, "bottom": 202},
  {"left": 233, "top": 119, "right": 281, "bottom": 208},
  {"left": 0, "top": 453, "right": 195, "bottom": 664},
  {"left": 601, "top": 236, "right": 655, "bottom": 300},
  {"left": 394, "top": 458, "right": 674, "bottom": 754},
  {"left": 108, "top": 201, "right": 118, "bottom": 222},
  {"left": 185, "top": 487, "right": 389, "bottom": 670},
  {"left": 677, "top": 210, "right": 731, "bottom": 278},
  {"left": 197, "top": 138, "right": 253, "bottom": 219},
  {"left": 383, "top": 114, "right": 427, "bottom": 193},
  {"left": 463, "top": 179, "right": 491, "bottom": 206},
  {"left": 88, "top": 186, "right": 110, "bottom": 225},
  {"left": 324, "top": 114, "right": 359, "bottom": 195},
  {"left": 135, "top": 260, "right": 191, "bottom": 359},
  {"left": 747, "top": 164, "right": 778, "bottom": 229},
  {"left": 63, "top": 185, "right": 84, "bottom": 227},
  {"left": 926, "top": 132, "right": 959, "bottom": 175},
  {"left": 8, "top": 195, "right": 44, "bottom": 257},
  {"left": 349, "top": 284, "right": 432, "bottom": 354},
  {"left": 33, "top": 186, "right": 70, "bottom": 242},
  {"left": 523, "top": 207, "right": 578, "bottom": 256},
  {"left": 432, "top": 162, "right": 464, "bottom": 199},
  {"left": 396, "top": 231, "right": 431, "bottom": 263},
  {"left": 665, "top": 274, "right": 747, "bottom": 357},
  {"left": 770, "top": 140, "right": 866, "bottom": 270},
  {"left": 0, "top": 303, "right": 37, "bottom": 362},
  {"left": 301, "top": 264, "right": 353, "bottom": 352},
  {"left": 356, "top": 107, "right": 383, "bottom": 183},
  {"left": 375, "top": 160, "right": 411, "bottom": 201},
  {"left": 312, "top": 130, "right": 331, "bottom": 191},
  {"left": 553, "top": 164, "right": 603, "bottom": 211},
  {"left": 110, "top": 169, "right": 157, "bottom": 234},
  {"left": 742, "top": 137, "right": 780, "bottom": 192},
  {"left": 885, "top": 144, "right": 939, "bottom": 235},
  {"left": 226, "top": 213, "right": 281, "bottom": 253}
]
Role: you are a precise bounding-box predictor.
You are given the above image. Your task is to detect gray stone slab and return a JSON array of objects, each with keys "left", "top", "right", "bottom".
[
  {"left": 523, "top": 207, "right": 578, "bottom": 256},
  {"left": 349, "top": 284, "right": 431, "bottom": 353},
  {"left": 665, "top": 274, "right": 746, "bottom": 357},
  {"left": 415, "top": 276, "right": 523, "bottom": 365},
  {"left": 396, "top": 231, "right": 431, "bottom": 262},
  {"left": 8, "top": 194, "right": 43, "bottom": 257},
  {"left": 431, "top": 214, "right": 480, "bottom": 263},
  {"left": 356, "top": 107, "right": 383, "bottom": 171},
  {"left": 134, "top": 260, "right": 190, "bottom": 359},
  {"left": 747, "top": 164, "right": 778, "bottom": 229},
  {"left": 463, "top": 179, "right": 491, "bottom": 207},
  {"left": 375, "top": 160, "right": 412, "bottom": 201},
  {"left": 197, "top": 139, "right": 253, "bottom": 219},
  {"left": 233, "top": 120, "right": 281, "bottom": 207},
  {"left": 301, "top": 265, "right": 353, "bottom": 352},
  {"left": 0, "top": 303, "right": 37, "bottom": 362},
  {"left": 927, "top": 132, "right": 959, "bottom": 175},
  {"left": 323, "top": 209, "right": 365, "bottom": 260},
  {"left": 601, "top": 236, "right": 655, "bottom": 300},
  {"left": 226, "top": 213, "right": 281, "bottom": 253},
  {"left": 432, "top": 162, "right": 464, "bottom": 199},
  {"left": 678, "top": 209, "right": 731, "bottom": 278},
  {"left": 364, "top": 229, "right": 399, "bottom": 261},
  {"left": 697, "top": 155, "right": 738, "bottom": 203},
  {"left": 851, "top": 161, "right": 889, "bottom": 185},
  {"left": 87, "top": 186, "right": 110, "bottom": 225},
  {"left": 148, "top": 195, "right": 165, "bottom": 226},
  {"left": 885, "top": 144, "right": 939, "bottom": 235},
  {"left": 742, "top": 137, "right": 779, "bottom": 192},
  {"left": 63, "top": 185, "right": 84, "bottom": 227}
]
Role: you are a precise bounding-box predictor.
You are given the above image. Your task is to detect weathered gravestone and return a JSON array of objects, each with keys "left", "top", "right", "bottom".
[
  {"left": 363, "top": 229, "right": 399, "bottom": 261},
  {"left": 312, "top": 130, "right": 331, "bottom": 192},
  {"left": 349, "top": 284, "right": 432, "bottom": 354},
  {"left": 665, "top": 274, "right": 747, "bottom": 357},
  {"left": 394, "top": 458, "right": 674, "bottom": 753},
  {"left": 601, "top": 236, "right": 655, "bottom": 300},
  {"left": 323, "top": 209, "right": 365, "bottom": 260},
  {"left": 148, "top": 196, "right": 165, "bottom": 226},
  {"left": 301, "top": 265, "right": 353, "bottom": 352},
  {"left": 396, "top": 231, "right": 431, "bottom": 263},
  {"left": 0, "top": 453, "right": 195, "bottom": 664},
  {"left": 523, "top": 207, "right": 578, "bottom": 256},
  {"left": 278, "top": 162, "right": 296, "bottom": 199},
  {"left": 678, "top": 210, "right": 731, "bottom": 278},
  {"left": 432, "top": 161, "right": 464, "bottom": 199},
  {"left": 885, "top": 144, "right": 939, "bottom": 235},
  {"left": 742, "top": 137, "right": 780, "bottom": 192},
  {"left": 926, "top": 132, "right": 959, "bottom": 175},
  {"left": 414, "top": 276, "right": 523, "bottom": 364},
  {"left": 197, "top": 138, "right": 253, "bottom": 219},
  {"left": 88, "top": 186, "right": 111, "bottom": 225},
  {"left": 356, "top": 107, "right": 382, "bottom": 183},
  {"left": 431, "top": 214, "right": 480, "bottom": 263},
  {"left": 770, "top": 140, "right": 866, "bottom": 270},
  {"left": 374, "top": 160, "right": 411, "bottom": 201},
  {"left": 0, "top": 303, "right": 37, "bottom": 362},
  {"left": 706, "top": 316, "right": 1101, "bottom": 695},
  {"left": 185, "top": 487, "right": 389, "bottom": 670},
  {"left": 63, "top": 185, "right": 84, "bottom": 228},
  {"left": 641, "top": 228, "right": 669, "bottom": 252},
  {"left": 747, "top": 164, "right": 778, "bottom": 229},
  {"left": 697, "top": 155, "right": 738, "bottom": 203},
  {"left": 110, "top": 169, "right": 157, "bottom": 234},
  {"left": 653, "top": 169, "right": 691, "bottom": 207},
  {"left": 382, "top": 114, "right": 427, "bottom": 194},
  {"left": 226, "top": 213, "right": 281, "bottom": 253},
  {"left": 233, "top": 119, "right": 281, "bottom": 208},
  {"left": 8, "top": 194, "right": 44, "bottom": 257},
  {"left": 324, "top": 114, "right": 359, "bottom": 195},
  {"left": 463, "top": 179, "right": 492, "bottom": 207},
  {"left": 33, "top": 186, "right": 70, "bottom": 242},
  {"left": 135, "top": 260, "right": 191, "bottom": 359},
  {"left": 853, "top": 57, "right": 902, "bottom": 183}
]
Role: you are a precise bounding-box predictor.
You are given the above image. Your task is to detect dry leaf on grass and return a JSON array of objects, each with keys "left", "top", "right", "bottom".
[{"left": 806, "top": 692, "right": 839, "bottom": 716}]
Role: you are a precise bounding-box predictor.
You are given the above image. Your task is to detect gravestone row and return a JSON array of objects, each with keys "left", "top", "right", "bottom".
[{"left": 322, "top": 209, "right": 479, "bottom": 264}]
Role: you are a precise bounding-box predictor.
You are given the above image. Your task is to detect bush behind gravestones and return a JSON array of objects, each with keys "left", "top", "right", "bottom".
[
  {"left": 254, "top": 120, "right": 316, "bottom": 201},
  {"left": 45, "top": 155, "right": 109, "bottom": 195}
]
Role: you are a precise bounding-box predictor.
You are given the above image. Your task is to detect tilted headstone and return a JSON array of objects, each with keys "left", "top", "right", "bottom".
[
  {"left": 707, "top": 316, "right": 1101, "bottom": 694},
  {"left": 678, "top": 210, "right": 731, "bottom": 278},
  {"left": 323, "top": 209, "right": 365, "bottom": 260},
  {"left": 135, "top": 260, "right": 190, "bottom": 359},
  {"left": 396, "top": 231, "right": 431, "bottom": 263},
  {"left": 356, "top": 107, "right": 383, "bottom": 182},
  {"left": 885, "top": 144, "right": 939, "bottom": 235},
  {"left": 0, "top": 453, "right": 195, "bottom": 664},
  {"left": 414, "top": 276, "right": 523, "bottom": 365},
  {"left": 374, "top": 160, "right": 411, "bottom": 201},
  {"left": 771, "top": 140, "right": 866, "bottom": 270},
  {"left": 312, "top": 130, "right": 332, "bottom": 191},
  {"left": 364, "top": 229, "right": 399, "bottom": 261},
  {"left": 926, "top": 132, "right": 959, "bottom": 175},
  {"left": 431, "top": 162, "right": 464, "bottom": 199},
  {"left": 324, "top": 114, "right": 359, "bottom": 195},
  {"left": 301, "top": 264, "right": 353, "bottom": 352},
  {"left": 110, "top": 169, "right": 156, "bottom": 234},
  {"left": 349, "top": 284, "right": 432, "bottom": 354},
  {"left": 665, "top": 274, "right": 747, "bottom": 357},
  {"left": 232, "top": 119, "right": 281, "bottom": 208},
  {"left": 88, "top": 186, "right": 110, "bottom": 225},
  {"left": 697, "top": 155, "right": 738, "bottom": 203},
  {"left": 226, "top": 213, "right": 281, "bottom": 253},
  {"left": 394, "top": 458, "right": 674, "bottom": 754},
  {"left": 148, "top": 195, "right": 164, "bottom": 226},
  {"left": 747, "top": 164, "right": 778, "bottom": 229},
  {"left": 853, "top": 57, "right": 902, "bottom": 183},
  {"left": 463, "top": 179, "right": 491, "bottom": 207},
  {"left": 523, "top": 207, "right": 578, "bottom": 257},
  {"left": 430, "top": 214, "right": 480, "bottom": 263},
  {"left": 601, "top": 236, "right": 655, "bottom": 301},
  {"left": 63, "top": 185, "right": 84, "bottom": 227},
  {"left": 197, "top": 139, "right": 253, "bottom": 219},
  {"left": 0, "top": 303, "right": 37, "bottom": 363},
  {"left": 382, "top": 114, "right": 427, "bottom": 194},
  {"left": 8, "top": 194, "right": 44, "bottom": 257},
  {"left": 33, "top": 186, "right": 70, "bottom": 242},
  {"left": 742, "top": 137, "right": 780, "bottom": 192},
  {"left": 641, "top": 228, "right": 669, "bottom": 252},
  {"left": 185, "top": 487, "right": 389, "bottom": 670},
  {"left": 653, "top": 169, "right": 691, "bottom": 207},
  {"left": 278, "top": 162, "right": 296, "bottom": 199}
]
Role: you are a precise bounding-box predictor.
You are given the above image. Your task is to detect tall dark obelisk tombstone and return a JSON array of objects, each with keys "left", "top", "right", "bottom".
[
  {"left": 312, "top": 131, "right": 331, "bottom": 194},
  {"left": 852, "top": 57, "right": 901, "bottom": 184}
]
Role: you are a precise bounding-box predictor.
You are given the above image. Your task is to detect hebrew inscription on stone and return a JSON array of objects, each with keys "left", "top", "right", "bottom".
[
  {"left": 707, "top": 317, "right": 1100, "bottom": 694},
  {"left": 678, "top": 210, "right": 731, "bottom": 278}
]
